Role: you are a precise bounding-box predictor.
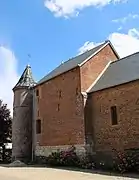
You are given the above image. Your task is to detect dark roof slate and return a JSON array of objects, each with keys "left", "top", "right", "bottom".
[
  {"left": 37, "top": 41, "right": 110, "bottom": 85},
  {"left": 89, "top": 52, "right": 139, "bottom": 93},
  {"left": 13, "top": 65, "right": 36, "bottom": 90}
]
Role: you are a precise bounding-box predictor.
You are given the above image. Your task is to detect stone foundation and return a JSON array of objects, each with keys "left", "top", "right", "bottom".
[{"left": 35, "top": 144, "right": 86, "bottom": 157}]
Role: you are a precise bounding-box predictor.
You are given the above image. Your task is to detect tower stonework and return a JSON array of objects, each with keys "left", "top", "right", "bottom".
[{"left": 12, "top": 65, "right": 36, "bottom": 163}]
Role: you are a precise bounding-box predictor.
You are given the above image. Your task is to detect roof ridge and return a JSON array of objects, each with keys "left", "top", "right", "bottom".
[
  {"left": 61, "top": 41, "right": 107, "bottom": 65},
  {"left": 37, "top": 40, "right": 112, "bottom": 86},
  {"left": 78, "top": 41, "right": 110, "bottom": 66}
]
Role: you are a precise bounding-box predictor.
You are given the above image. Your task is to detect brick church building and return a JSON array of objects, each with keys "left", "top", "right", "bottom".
[{"left": 12, "top": 40, "right": 139, "bottom": 163}]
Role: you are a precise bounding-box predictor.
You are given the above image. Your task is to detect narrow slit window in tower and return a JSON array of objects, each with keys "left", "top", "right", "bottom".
[
  {"left": 111, "top": 106, "right": 118, "bottom": 125},
  {"left": 36, "top": 89, "right": 39, "bottom": 97},
  {"left": 57, "top": 104, "right": 60, "bottom": 111},
  {"left": 59, "top": 90, "right": 62, "bottom": 98}
]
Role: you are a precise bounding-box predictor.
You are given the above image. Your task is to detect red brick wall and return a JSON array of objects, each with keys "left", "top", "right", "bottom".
[
  {"left": 35, "top": 44, "right": 119, "bottom": 148},
  {"left": 35, "top": 67, "right": 85, "bottom": 146},
  {"left": 80, "top": 44, "right": 118, "bottom": 144},
  {"left": 90, "top": 80, "right": 139, "bottom": 152},
  {"left": 80, "top": 44, "right": 118, "bottom": 92}
]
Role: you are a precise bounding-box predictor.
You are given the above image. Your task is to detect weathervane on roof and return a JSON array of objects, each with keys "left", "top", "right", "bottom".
[{"left": 27, "top": 54, "right": 31, "bottom": 67}]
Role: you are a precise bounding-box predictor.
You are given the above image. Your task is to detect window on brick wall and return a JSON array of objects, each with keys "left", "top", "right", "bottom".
[
  {"left": 36, "top": 119, "right": 41, "bottom": 134},
  {"left": 76, "top": 87, "right": 79, "bottom": 95},
  {"left": 59, "top": 90, "right": 62, "bottom": 98},
  {"left": 111, "top": 106, "right": 118, "bottom": 125},
  {"left": 36, "top": 89, "right": 39, "bottom": 97},
  {"left": 57, "top": 104, "right": 60, "bottom": 111}
]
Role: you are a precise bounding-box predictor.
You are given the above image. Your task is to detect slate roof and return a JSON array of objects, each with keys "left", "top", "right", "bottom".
[
  {"left": 89, "top": 52, "right": 139, "bottom": 93},
  {"left": 13, "top": 65, "right": 36, "bottom": 90},
  {"left": 37, "top": 40, "right": 117, "bottom": 85}
]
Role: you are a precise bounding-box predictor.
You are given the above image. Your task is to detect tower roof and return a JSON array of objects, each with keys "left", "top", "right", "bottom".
[{"left": 13, "top": 65, "right": 36, "bottom": 91}]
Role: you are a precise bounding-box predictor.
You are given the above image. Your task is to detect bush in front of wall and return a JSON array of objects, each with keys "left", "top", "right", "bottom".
[
  {"left": 46, "top": 146, "right": 96, "bottom": 170},
  {"left": 47, "top": 146, "right": 80, "bottom": 167},
  {"left": 79, "top": 155, "right": 95, "bottom": 169},
  {"left": 112, "top": 148, "right": 139, "bottom": 173},
  {"left": 34, "top": 156, "right": 48, "bottom": 165}
]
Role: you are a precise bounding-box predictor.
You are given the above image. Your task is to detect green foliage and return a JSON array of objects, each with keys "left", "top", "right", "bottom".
[
  {"left": 0, "top": 100, "right": 12, "bottom": 162},
  {"left": 0, "top": 148, "right": 12, "bottom": 163}
]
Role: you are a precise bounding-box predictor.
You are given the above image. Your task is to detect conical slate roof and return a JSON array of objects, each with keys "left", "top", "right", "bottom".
[{"left": 13, "top": 65, "right": 36, "bottom": 91}]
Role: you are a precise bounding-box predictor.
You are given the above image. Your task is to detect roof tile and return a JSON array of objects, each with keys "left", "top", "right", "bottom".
[
  {"left": 37, "top": 41, "right": 108, "bottom": 85},
  {"left": 89, "top": 52, "right": 139, "bottom": 93},
  {"left": 13, "top": 65, "right": 36, "bottom": 90}
]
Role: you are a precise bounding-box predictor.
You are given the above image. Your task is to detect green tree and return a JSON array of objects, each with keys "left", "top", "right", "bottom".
[{"left": 0, "top": 100, "right": 12, "bottom": 162}]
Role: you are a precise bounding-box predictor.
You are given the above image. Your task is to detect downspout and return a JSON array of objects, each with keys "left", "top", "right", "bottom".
[{"left": 32, "top": 88, "right": 36, "bottom": 162}]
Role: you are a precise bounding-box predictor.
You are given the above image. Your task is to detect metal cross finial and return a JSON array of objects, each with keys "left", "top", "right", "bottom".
[{"left": 27, "top": 54, "right": 31, "bottom": 67}]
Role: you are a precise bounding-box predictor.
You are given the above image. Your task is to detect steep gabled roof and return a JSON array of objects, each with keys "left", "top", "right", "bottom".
[
  {"left": 89, "top": 52, "right": 139, "bottom": 93},
  {"left": 37, "top": 40, "right": 119, "bottom": 85},
  {"left": 13, "top": 65, "right": 36, "bottom": 91}
]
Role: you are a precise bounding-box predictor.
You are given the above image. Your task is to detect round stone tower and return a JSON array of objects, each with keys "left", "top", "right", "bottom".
[{"left": 12, "top": 65, "right": 36, "bottom": 163}]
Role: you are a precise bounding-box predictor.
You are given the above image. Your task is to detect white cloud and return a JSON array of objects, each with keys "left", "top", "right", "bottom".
[
  {"left": 44, "top": 0, "right": 127, "bottom": 18},
  {"left": 78, "top": 41, "right": 101, "bottom": 54},
  {"left": 0, "top": 46, "right": 19, "bottom": 115},
  {"left": 117, "top": 26, "right": 123, "bottom": 31},
  {"left": 78, "top": 28, "right": 139, "bottom": 58},
  {"left": 112, "top": 13, "right": 139, "bottom": 24},
  {"left": 109, "top": 28, "right": 139, "bottom": 57},
  {"left": 128, "top": 28, "right": 139, "bottom": 37}
]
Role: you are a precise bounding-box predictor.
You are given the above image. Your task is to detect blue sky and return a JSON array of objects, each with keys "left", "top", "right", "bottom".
[{"left": 0, "top": 0, "right": 139, "bottom": 111}]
